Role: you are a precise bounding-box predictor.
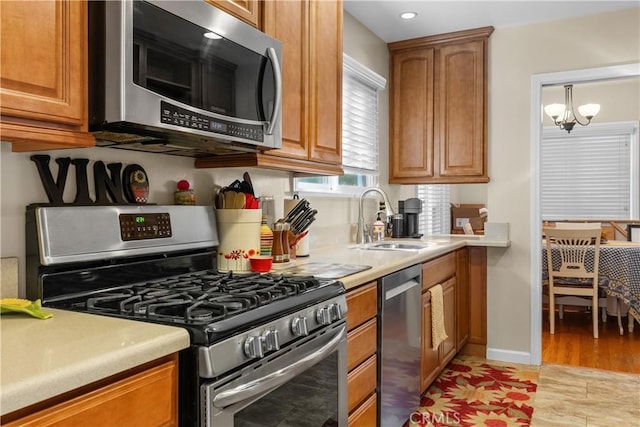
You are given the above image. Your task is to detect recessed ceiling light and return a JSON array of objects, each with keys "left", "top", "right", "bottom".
[
  {"left": 400, "top": 11, "right": 417, "bottom": 20},
  {"left": 204, "top": 32, "right": 222, "bottom": 40}
]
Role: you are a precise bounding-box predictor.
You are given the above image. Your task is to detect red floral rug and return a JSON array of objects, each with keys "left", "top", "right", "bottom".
[{"left": 409, "top": 356, "right": 539, "bottom": 427}]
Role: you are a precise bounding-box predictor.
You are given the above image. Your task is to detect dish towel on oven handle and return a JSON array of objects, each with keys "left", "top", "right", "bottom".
[{"left": 429, "top": 284, "right": 448, "bottom": 350}]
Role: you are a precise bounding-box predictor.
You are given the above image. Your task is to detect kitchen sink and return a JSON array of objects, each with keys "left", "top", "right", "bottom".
[{"left": 349, "top": 242, "right": 434, "bottom": 252}]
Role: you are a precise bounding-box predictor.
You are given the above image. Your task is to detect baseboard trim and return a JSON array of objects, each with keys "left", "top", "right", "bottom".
[{"left": 486, "top": 348, "right": 536, "bottom": 365}]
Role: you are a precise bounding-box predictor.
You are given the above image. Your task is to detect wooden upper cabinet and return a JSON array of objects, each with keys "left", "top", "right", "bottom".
[
  {"left": 389, "top": 26, "right": 493, "bottom": 184},
  {"left": 436, "top": 40, "right": 485, "bottom": 178},
  {"left": 390, "top": 48, "right": 435, "bottom": 181},
  {"left": 307, "top": 0, "right": 342, "bottom": 165},
  {"left": 196, "top": 0, "right": 343, "bottom": 175},
  {"left": 205, "top": 0, "right": 261, "bottom": 28},
  {"left": 0, "top": 0, "right": 95, "bottom": 151},
  {"left": 263, "top": 0, "right": 309, "bottom": 159}
]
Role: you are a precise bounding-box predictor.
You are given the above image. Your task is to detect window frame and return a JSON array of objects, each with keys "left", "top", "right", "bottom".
[{"left": 294, "top": 54, "right": 386, "bottom": 196}]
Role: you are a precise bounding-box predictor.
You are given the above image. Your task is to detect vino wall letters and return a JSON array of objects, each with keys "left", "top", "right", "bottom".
[{"left": 30, "top": 155, "right": 149, "bottom": 206}]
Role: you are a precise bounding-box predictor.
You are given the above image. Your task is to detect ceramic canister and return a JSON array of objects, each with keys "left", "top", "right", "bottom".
[{"left": 216, "top": 209, "right": 262, "bottom": 272}]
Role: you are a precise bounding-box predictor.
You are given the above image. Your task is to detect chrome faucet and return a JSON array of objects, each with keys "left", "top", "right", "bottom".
[{"left": 357, "top": 187, "right": 395, "bottom": 244}]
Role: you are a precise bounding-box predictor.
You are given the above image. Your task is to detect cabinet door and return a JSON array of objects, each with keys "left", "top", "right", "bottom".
[
  {"left": 262, "top": 0, "right": 309, "bottom": 159},
  {"left": 308, "top": 0, "right": 342, "bottom": 165},
  {"left": 435, "top": 40, "right": 486, "bottom": 178},
  {"left": 390, "top": 48, "right": 435, "bottom": 182},
  {"left": 421, "top": 291, "right": 440, "bottom": 393},
  {"left": 0, "top": 0, "right": 94, "bottom": 150},
  {"left": 205, "top": 0, "right": 261, "bottom": 28}
]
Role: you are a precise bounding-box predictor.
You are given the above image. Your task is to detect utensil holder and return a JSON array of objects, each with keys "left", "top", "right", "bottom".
[{"left": 216, "top": 209, "right": 262, "bottom": 272}]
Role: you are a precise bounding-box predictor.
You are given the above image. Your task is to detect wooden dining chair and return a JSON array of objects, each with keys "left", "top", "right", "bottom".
[{"left": 543, "top": 225, "right": 603, "bottom": 338}]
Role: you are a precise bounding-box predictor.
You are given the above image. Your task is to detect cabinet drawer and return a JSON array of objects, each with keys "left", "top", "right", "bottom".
[
  {"left": 346, "top": 281, "right": 377, "bottom": 331},
  {"left": 347, "top": 318, "right": 377, "bottom": 371},
  {"left": 348, "top": 391, "right": 377, "bottom": 427},
  {"left": 3, "top": 356, "right": 178, "bottom": 427},
  {"left": 423, "top": 252, "right": 456, "bottom": 290},
  {"left": 347, "top": 355, "right": 377, "bottom": 413}
]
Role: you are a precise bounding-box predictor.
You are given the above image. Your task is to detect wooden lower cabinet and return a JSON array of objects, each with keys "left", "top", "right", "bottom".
[
  {"left": 463, "top": 246, "right": 488, "bottom": 356},
  {"left": 420, "top": 277, "right": 456, "bottom": 393},
  {"left": 456, "top": 248, "right": 470, "bottom": 349},
  {"left": 1, "top": 355, "right": 178, "bottom": 427},
  {"left": 347, "top": 355, "right": 377, "bottom": 412},
  {"left": 346, "top": 281, "right": 377, "bottom": 427},
  {"left": 347, "top": 393, "right": 377, "bottom": 427}
]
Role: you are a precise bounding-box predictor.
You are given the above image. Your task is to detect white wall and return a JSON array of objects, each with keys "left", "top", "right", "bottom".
[{"left": 486, "top": 7, "right": 640, "bottom": 361}]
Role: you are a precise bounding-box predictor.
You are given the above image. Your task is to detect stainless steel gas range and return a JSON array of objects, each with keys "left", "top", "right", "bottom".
[{"left": 26, "top": 205, "right": 348, "bottom": 426}]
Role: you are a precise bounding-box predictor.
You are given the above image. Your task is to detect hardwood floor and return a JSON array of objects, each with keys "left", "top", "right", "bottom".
[{"left": 542, "top": 308, "right": 640, "bottom": 374}]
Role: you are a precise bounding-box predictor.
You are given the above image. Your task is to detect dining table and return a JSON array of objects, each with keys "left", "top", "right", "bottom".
[{"left": 542, "top": 240, "right": 640, "bottom": 332}]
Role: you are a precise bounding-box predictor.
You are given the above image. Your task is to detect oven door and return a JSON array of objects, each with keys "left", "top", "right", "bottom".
[{"left": 201, "top": 323, "right": 347, "bottom": 426}]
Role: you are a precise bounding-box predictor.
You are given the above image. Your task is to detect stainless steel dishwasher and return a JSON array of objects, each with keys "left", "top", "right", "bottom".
[{"left": 378, "top": 264, "right": 422, "bottom": 426}]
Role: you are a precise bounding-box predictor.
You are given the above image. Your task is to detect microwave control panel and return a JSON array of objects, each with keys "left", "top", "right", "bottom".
[
  {"left": 119, "top": 213, "right": 172, "bottom": 241},
  {"left": 160, "top": 101, "right": 264, "bottom": 142}
]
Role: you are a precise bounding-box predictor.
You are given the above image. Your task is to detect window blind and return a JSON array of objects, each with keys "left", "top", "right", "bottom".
[
  {"left": 417, "top": 185, "right": 451, "bottom": 235},
  {"left": 541, "top": 122, "right": 638, "bottom": 220},
  {"left": 342, "top": 54, "right": 386, "bottom": 173}
]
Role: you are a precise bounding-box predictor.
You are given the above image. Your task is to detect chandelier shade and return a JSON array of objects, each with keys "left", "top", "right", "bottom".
[{"left": 544, "top": 84, "right": 600, "bottom": 133}]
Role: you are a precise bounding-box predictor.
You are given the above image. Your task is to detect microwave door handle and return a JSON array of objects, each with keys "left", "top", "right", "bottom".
[
  {"left": 265, "top": 47, "right": 282, "bottom": 136},
  {"left": 212, "top": 326, "right": 345, "bottom": 408}
]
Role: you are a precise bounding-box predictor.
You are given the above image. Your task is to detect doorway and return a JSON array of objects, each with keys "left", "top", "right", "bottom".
[{"left": 529, "top": 63, "right": 640, "bottom": 368}]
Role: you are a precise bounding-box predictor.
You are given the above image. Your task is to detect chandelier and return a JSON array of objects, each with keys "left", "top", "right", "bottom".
[{"left": 544, "top": 84, "right": 600, "bottom": 133}]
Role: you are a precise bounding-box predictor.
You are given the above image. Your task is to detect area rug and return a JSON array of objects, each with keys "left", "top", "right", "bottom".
[{"left": 409, "top": 356, "right": 539, "bottom": 427}]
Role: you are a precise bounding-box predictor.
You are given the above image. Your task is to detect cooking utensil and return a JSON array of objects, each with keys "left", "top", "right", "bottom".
[
  {"left": 215, "top": 192, "right": 225, "bottom": 209},
  {"left": 224, "top": 191, "right": 237, "bottom": 209},
  {"left": 244, "top": 193, "right": 256, "bottom": 209},
  {"left": 234, "top": 192, "right": 246, "bottom": 209},
  {"left": 243, "top": 171, "right": 254, "bottom": 195}
]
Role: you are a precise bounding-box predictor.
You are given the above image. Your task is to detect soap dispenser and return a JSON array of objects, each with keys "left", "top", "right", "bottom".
[{"left": 372, "top": 213, "right": 385, "bottom": 241}]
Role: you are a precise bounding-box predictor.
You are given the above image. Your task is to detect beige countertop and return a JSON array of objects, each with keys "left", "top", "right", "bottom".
[
  {"left": 0, "top": 234, "right": 508, "bottom": 416},
  {"left": 286, "top": 235, "right": 510, "bottom": 289},
  {"left": 0, "top": 308, "right": 190, "bottom": 416}
]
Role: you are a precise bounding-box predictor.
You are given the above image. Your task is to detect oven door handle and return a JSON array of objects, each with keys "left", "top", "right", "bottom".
[{"left": 213, "top": 326, "right": 345, "bottom": 408}]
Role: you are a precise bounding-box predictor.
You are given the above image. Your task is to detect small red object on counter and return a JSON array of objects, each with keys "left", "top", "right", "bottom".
[{"left": 174, "top": 180, "right": 196, "bottom": 205}]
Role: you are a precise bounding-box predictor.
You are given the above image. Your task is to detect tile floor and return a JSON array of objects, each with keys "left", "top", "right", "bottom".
[{"left": 531, "top": 364, "right": 640, "bottom": 426}]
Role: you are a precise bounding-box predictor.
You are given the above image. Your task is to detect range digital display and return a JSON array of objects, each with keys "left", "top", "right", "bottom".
[{"left": 119, "top": 213, "right": 172, "bottom": 241}]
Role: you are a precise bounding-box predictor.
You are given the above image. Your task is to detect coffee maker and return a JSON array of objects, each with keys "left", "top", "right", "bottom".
[{"left": 397, "top": 198, "right": 423, "bottom": 238}]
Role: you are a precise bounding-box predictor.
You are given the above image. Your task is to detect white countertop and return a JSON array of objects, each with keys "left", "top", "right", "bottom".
[{"left": 0, "top": 309, "right": 190, "bottom": 416}]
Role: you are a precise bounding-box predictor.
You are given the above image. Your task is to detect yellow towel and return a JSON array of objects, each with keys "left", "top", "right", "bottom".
[{"left": 429, "top": 284, "right": 448, "bottom": 350}]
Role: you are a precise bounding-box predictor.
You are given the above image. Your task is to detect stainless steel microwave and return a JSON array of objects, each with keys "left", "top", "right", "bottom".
[{"left": 89, "top": 0, "right": 282, "bottom": 157}]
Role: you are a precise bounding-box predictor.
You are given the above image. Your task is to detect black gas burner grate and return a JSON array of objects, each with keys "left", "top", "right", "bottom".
[{"left": 82, "top": 270, "right": 323, "bottom": 324}]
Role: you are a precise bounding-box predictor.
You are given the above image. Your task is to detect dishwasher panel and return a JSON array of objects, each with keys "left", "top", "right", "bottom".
[{"left": 378, "top": 264, "right": 422, "bottom": 426}]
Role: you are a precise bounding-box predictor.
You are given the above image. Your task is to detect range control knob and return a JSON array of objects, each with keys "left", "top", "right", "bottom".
[
  {"left": 329, "top": 303, "right": 343, "bottom": 321},
  {"left": 291, "top": 316, "right": 309, "bottom": 336},
  {"left": 262, "top": 329, "right": 280, "bottom": 352},
  {"left": 243, "top": 336, "right": 265, "bottom": 359},
  {"left": 316, "top": 306, "right": 333, "bottom": 325}
]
